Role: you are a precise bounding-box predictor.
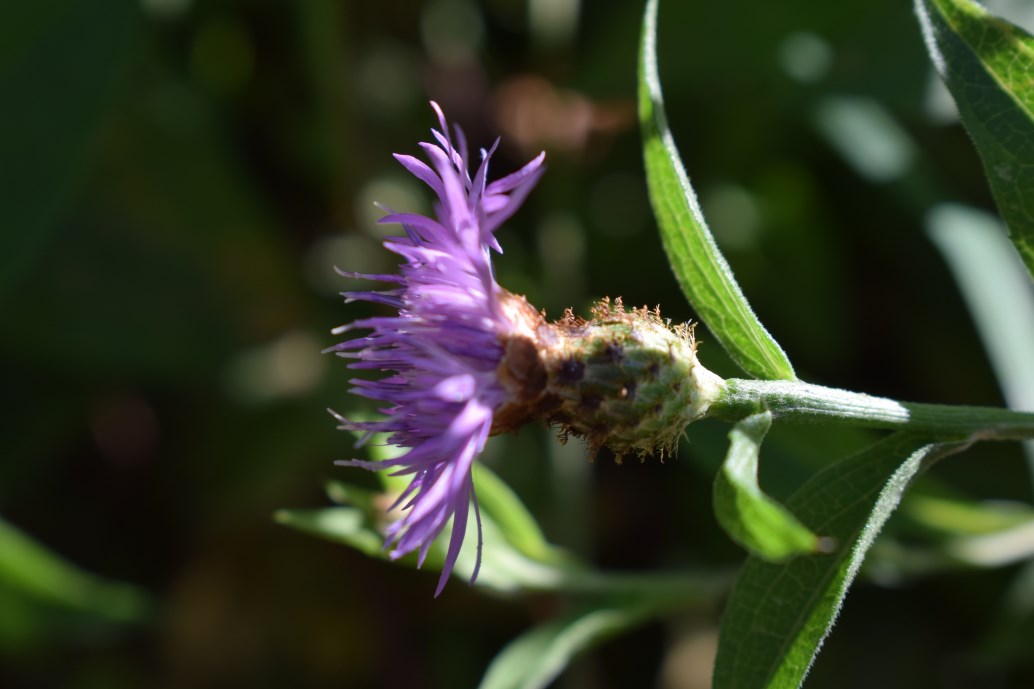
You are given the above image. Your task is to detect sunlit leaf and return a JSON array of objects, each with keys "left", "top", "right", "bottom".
[
  {"left": 713, "top": 412, "right": 824, "bottom": 561},
  {"left": 472, "top": 464, "right": 568, "bottom": 565},
  {"left": 279, "top": 465, "right": 586, "bottom": 593},
  {"left": 638, "top": 0, "right": 796, "bottom": 380},
  {"left": 275, "top": 506, "right": 385, "bottom": 559},
  {"left": 282, "top": 469, "right": 730, "bottom": 597},
  {"left": 904, "top": 493, "right": 1034, "bottom": 537},
  {"left": 915, "top": 0, "right": 1034, "bottom": 277},
  {"left": 713, "top": 434, "right": 966, "bottom": 689}
]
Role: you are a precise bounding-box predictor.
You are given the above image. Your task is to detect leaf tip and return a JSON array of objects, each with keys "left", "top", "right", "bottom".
[{"left": 815, "top": 536, "right": 837, "bottom": 554}]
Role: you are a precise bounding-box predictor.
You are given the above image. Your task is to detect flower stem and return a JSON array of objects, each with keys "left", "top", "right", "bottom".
[{"left": 708, "top": 379, "right": 1034, "bottom": 442}]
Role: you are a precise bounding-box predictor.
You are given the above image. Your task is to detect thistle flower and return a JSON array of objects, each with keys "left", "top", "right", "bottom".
[
  {"left": 326, "top": 103, "right": 545, "bottom": 596},
  {"left": 329, "top": 103, "right": 724, "bottom": 596}
]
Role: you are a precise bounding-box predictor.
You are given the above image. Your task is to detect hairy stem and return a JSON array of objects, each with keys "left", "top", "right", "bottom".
[{"left": 708, "top": 379, "right": 1034, "bottom": 442}]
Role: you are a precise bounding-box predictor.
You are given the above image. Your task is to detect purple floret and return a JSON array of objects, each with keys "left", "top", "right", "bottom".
[{"left": 327, "top": 102, "right": 545, "bottom": 596}]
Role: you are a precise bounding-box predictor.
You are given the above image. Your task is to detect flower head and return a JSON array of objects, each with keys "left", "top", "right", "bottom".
[{"left": 327, "top": 103, "right": 545, "bottom": 595}]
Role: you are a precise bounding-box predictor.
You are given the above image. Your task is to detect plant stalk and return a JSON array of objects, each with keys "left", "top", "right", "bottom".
[{"left": 708, "top": 379, "right": 1034, "bottom": 442}]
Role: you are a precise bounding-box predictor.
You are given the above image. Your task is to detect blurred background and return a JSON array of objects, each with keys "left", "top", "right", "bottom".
[{"left": 3, "top": 0, "right": 1034, "bottom": 687}]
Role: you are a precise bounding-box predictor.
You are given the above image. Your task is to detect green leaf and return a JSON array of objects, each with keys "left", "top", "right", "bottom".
[
  {"left": 915, "top": 0, "right": 1034, "bottom": 277},
  {"left": 0, "top": 517, "right": 152, "bottom": 624},
  {"left": 471, "top": 463, "right": 564, "bottom": 564},
  {"left": 275, "top": 505, "right": 385, "bottom": 558},
  {"left": 891, "top": 495, "right": 1034, "bottom": 570},
  {"left": 323, "top": 464, "right": 563, "bottom": 567},
  {"left": 714, "top": 412, "right": 824, "bottom": 561},
  {"left": 478, "top": 598, "right": 676, "bottom": 689},
  {"left": 276, "top": 500, "right": 582, "bottom": 594},
  {"left": 713, "top": 433, "right": 967, "bottom": 689},
  {"left": 478, "top": 567, "right": 729, "bottom": 689},
  {"left": 904, "top": 493, "right": 1034, "bottom": 537},
  {"left": 926, "top": 203, "right": 1034, "bottom": 479},
  {"left": 278, "top": 464, "right": 583, "bottom": 593},
  {"left": 638, "top": 0, "right": 796, "bottom": 380},
  {"left": 284, "top": 470, "right": 731, "bottom": 597}
]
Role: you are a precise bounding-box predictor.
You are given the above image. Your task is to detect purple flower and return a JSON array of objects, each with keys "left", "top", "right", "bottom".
[{"left": 327, "top": 103, "right": 545, "bottom": 595}]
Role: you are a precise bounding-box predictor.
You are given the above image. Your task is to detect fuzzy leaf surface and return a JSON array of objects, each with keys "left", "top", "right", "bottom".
[{"left": 714, "top": 433, "right": 967, "bottom": 689}]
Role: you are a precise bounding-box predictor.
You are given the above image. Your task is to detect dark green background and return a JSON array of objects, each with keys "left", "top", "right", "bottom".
[{"left": 2, "top": 0, "right": 1032, "bottom": 687}]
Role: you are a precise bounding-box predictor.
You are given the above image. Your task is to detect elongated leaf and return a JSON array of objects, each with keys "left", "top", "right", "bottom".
[
  {"left": 904, "top": 493, "right": 1034, "bottom": 536},
  {"left": 713, "top": 433, "right": 967, "bottom": 689},
  {"left": 0, "top": 517, "right": 152, "bottom": 624},
  {"left": 323, "top": 464, "right": 567, "bottom": 567},
  {"left": 280, "top": 459, "right": 587, "bottom": 593},
  {"left": 275, "top": 486, "right": 565, "bottom": 594},
  {"left": 479, "top": 573, "right": 729, "bottom": 689},
  {"left": 638, "top": 0, "right": 795, "bottom": 380},
  {"left": 275, "top": 505, "right": 385, "bottom": 558},
  {"left": 915, "top": 0, "right": 1034, "bottom": 277},
  {"left": 471, "top": 464, "right": 564, "bottom": 564},
  {"left": 926, "top": 203, "right": 1034, "bottom": 478},
  {"left": 714, "top": 412, "right": 824, "bottom": 561},
  {"left": 302, "top": 431, "right": 580, "bottom": 591},
  {"left": 283, "top": 470, "right": 731, "bottom": 596},
  {"left": 479, "top": 598, "right": 675, "bottom": 689}
]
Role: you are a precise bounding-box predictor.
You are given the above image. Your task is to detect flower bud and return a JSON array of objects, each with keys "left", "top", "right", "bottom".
[{"left": 493, "top": 296, "right": 725, "bottom": 460}]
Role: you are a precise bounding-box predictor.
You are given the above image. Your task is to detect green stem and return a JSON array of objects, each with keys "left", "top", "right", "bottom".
[{"left": 708, "top": 379, "right": 1034, "bottom": 442}]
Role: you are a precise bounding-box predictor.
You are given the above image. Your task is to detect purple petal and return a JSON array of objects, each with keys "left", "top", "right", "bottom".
[{"left": 328, "top": 102, "right": 545, "bottom": 595}]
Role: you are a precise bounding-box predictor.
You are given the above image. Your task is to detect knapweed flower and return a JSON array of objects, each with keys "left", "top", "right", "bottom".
[
  {"left": 326, "top": 103, "right": 546, "bottom": 595},
  {"left": 329, "top": 103, "right": 725, "bottom": 595}
]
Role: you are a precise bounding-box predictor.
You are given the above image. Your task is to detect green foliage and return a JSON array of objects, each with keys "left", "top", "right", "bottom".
[
  {"left": 714, "top": 412, "right": 823, "bottom": 561},
  {"left": 638, "top": 0, "right": 796, "bottom": 381},
  {"left": 8, "top": 0, "right": 1034, "bottom": 686},
  {"left": 278, "top": 465, "right": 581, "bottom": 594},
  {"left": 0, "top": 517, "right": 152, "bottom": 626},
  {"left": 280, "top": 468, "right": 730, "bottom": 596},
  {"left": 915, "top": 0, "right": 1034, "bottom": 277},
  {"left": 713, "top": 435, "right": 966, "bottom": 689},
  {"left": 927, "top": 203, "right": 1034, "bottom": 473},
  {"left": 478, "top": 597, "right": 685, "bottom": 689}
]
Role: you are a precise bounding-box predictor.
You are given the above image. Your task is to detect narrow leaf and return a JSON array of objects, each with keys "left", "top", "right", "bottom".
[
  {"left": 915, "top": 0, "right": 1034, "bottom": 277},
  {"left": 274, "top": 506, "right": 385, "bottom": 558},
  {"left": 0, "top": 517, "right": 152, "bottom": 624},
  {"left": 905, "top": 493, "right": 1034, "bottom": 536},
  {"left": 714, "top": 412, "right": 824, "bottom": 561},
  {"left": 275, "top": 495, "right": 549, "bottom": 594},
  {"left": 638, "top": 0, "right": 796, "bottom": 380},
  {"left": 926, "top": 203, "right": 1034, "bottom": 481},
  {"left": 479, "top": 594, "right": 698, "bottom": 689},
  {"left": 472, "top": 464, "right": 566, "bottom": 565},
  {"left": 283, "top": 472, "right": 731, "bottom": 597},
  {"left": 713, "top": 433, "right": 967, "bottom": 689}
]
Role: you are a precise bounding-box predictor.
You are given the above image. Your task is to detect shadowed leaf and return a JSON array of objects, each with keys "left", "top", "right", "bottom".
[
  {"left": 714, "top": 433, "right": 967, "bottom": 689},
  {"left": 915, "top": 0, "right": 1034, "bottom": 277}
]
